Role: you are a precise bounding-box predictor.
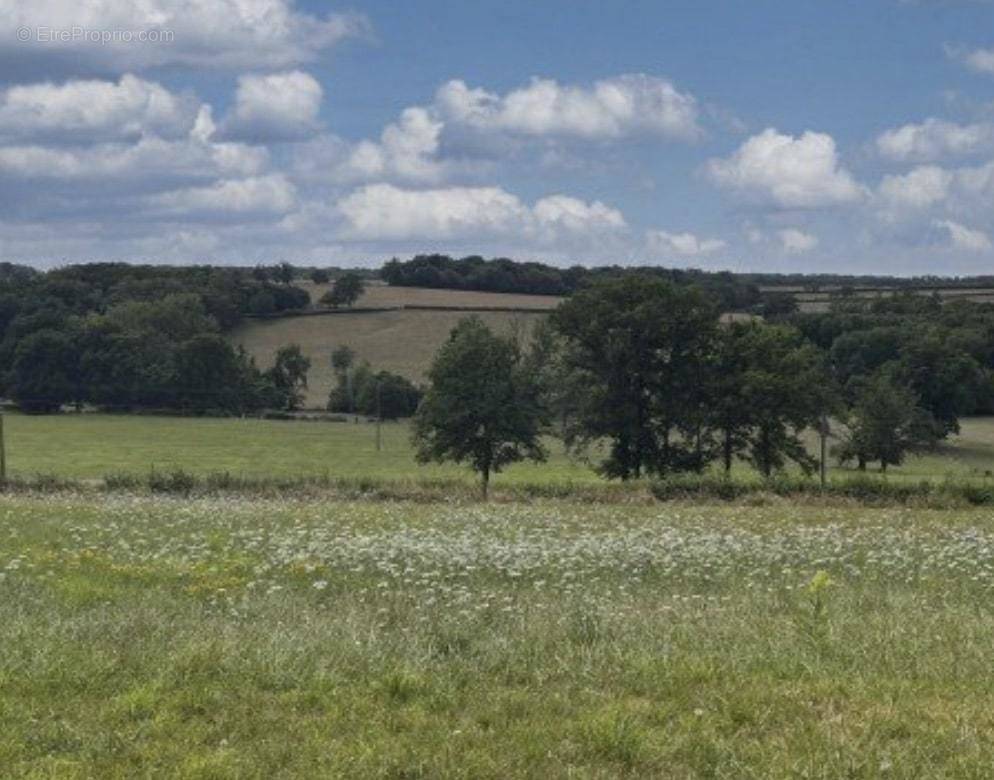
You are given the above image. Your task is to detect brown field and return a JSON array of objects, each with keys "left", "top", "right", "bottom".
[
  {"left": 298, "top": 279, "right": 563, "bottom": 310},
  {"left": 760, "top": 285, "right": 994, "bottom": 314},
  {"left": 233, "top": 305, "right": 546, "bottom": 408}
]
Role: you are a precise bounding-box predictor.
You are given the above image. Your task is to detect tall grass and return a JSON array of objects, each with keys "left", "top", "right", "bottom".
[
  {"left": 6, "top": 467, "right": 994, "bottom": 507},
  {"left": 2, "top": 495, "right": 993, "bottom": 776}
]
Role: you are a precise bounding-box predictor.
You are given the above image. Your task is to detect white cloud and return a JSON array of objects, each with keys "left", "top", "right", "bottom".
[
  {"left": 876, "top": 118, "right": 994, "bottom": 162},
  {"left": 434, "top": 74, "right": 701, "bottom": 141},
  {"left": 337, "top": 184, "right": 528, "bottom": 240},
  {"left": 877, "top": 165, "right": 953, "bottom": 212},
  {"left": 222, "top": 71, "right": 323, "bottom": 141},
  {"left": 335, "top": 183, "right": 627, "bottom": 242},
  {"left": 1, "top": 1, "right": 368, "bottom": 72},
  {"left": 933, "top": 219, "right": 992, "bottom": 251},
  {"left": 645, "top": 229, "right": 726, "bottom": 256},
  {"left": 706, "top": 128, "right": 865, "bottom": 209},
  {"left": 0, "top": 136, "right": 266, "bottom": 181},
  {"left": 341, "top": 107, "right": 446, "bottom": 183},
  {"left": 955, "top": 46, "right": 994, "bottom": 75},
  {"left": 532, "top": 195, "right": 626, "bottom": 233},
  {"left": 0, "top": 75, "right": 200, "bottom": 142},
  {"left": 874, "top": 156, "right": 994, "bottom": 215},
  {"left": 146, "top": 174, "right": 297, "bottom": 218},
  {"left": 778, "top": 228, "right": 818, "bottom": 253}
]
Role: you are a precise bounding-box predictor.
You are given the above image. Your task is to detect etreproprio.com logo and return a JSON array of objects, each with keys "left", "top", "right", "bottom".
[{"left": 17, "top": 26, "right": 175, "bottom": 44}]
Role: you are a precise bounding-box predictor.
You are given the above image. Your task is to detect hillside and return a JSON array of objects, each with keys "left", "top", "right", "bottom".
[{"left": 232, "top": 282, "right": 558, "bottom": 408}]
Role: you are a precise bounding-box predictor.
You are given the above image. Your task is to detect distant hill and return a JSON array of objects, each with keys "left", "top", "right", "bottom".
[{"left": 231, "top": 282, "right": 555, "bottom": 409}]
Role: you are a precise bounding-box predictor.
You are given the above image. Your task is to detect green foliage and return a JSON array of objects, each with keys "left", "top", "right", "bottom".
[
  {"left": 835, "top": 370, "right": 940, "bottom": 472},
  {"left": 733, "top": 324, "right": 836, "bottom": 477},
  {"left": 548, "top": 281, "right": 836, "bottom": 481},
  {"left": 328, "top": 353, "right": 422, "bottom": 419},
  {"left": 274, "top": 261, "right": 296, "bottom": 285},
  {"left": 320, "top": 273, "right": 365, "bottom": 308},
  {"left": 0, "top": 264, "right": 311, "bottom": 413},
  {"left": 10, "top": 328, "right": 78, "bottom": 413},
  {"left": 174, "top": 335, "right": 266, "bottom": 414},
  {"left": 266, "top": 344, "right": 311, "bottom": 411},
  {"left": 414, "top": 317, "right": 547, "bottom": 497},
  {"left": 381, "top": 254, "right": 763, "bottom": 309},
  {"left": 356, "top": 371, "right": 423, "bottom": 419},
  {"left": 330, "top": 344, "right": 356, "bottom": 373},
  {"left": 759, "top": 292, "right": 799, "bottom": 319},
  {"left": 551, "top": 275, "right": 721, "bottom": 479}
]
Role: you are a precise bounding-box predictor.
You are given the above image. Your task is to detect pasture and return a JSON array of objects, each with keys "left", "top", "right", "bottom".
[
  {"left": 233, "top": 304, "right": 546, "bottom": 408},
  {"left": 6, "top": 411, "right": 994, "bottom": 486},
  {"left": 0, "top": 412, "right": 594, "bottom": 485},
  {"left": 298, "top": 278, "right": 563, "bottom": 310},
  {"left": 1, "top": 495, "right": 993, "bottom": 777}
]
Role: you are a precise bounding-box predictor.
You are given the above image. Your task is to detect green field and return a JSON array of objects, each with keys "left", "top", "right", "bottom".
[
  {"left": 0, "top": 412, "right": 595, "bottom": 485},
  {"left": 6, "top": 411, "right": 994, "bottom": 486},
  {"left": 2, "top": 494, "right": 993, "bottom": 777}
]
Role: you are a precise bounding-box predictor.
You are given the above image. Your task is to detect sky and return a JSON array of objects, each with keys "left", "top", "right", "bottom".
[{"left": 2, "top": 1, "right": 994, "bottom": 274}]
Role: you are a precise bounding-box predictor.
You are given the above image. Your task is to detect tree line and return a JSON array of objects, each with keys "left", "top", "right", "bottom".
[
  {"left": 413, "top": 275, "right": 994, "bottom": 496},
  {"left": 0, "top": 262, "right": 312, "bottom": 414},
  {"left": 381, "top": 254, "right": 763, "bottom": 311}
]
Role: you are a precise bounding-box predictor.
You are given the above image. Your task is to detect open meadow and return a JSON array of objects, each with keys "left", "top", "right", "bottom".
[
  {"left": 7, "top": 411, "right": 994, "bottom": 487},
  {"left": 1, "top": 494, "right": 993, "bottom": 777},
  {"left": 233, "top": 306, "right": 547, "bottom": 408}
]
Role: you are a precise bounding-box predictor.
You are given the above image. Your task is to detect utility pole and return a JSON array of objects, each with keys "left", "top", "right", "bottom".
[
  {"left": 819, "top": 414, "right": 828, "bottom": 489},
  {"left": 0, "top": 410, "right": 6, "bottom": 484},
  {"left": 375, "top": 379, "right": 382, "bottom": 452}
]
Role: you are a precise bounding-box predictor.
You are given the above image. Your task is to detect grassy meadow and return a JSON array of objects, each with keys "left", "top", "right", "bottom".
[
  {"left": 233, "top": 307, "right": 546, "bottom": 408},
  {"left": 6, "top": 411, "right": 994, "bottom": 487},
  {"left": 297, "top": 278, "right": 563, "bottom": 310},
  {"left": 232, "top": 282, "right": 556, "bottom": 407},
  {"left": 2, "top": 494, "right": 993, "bottom": 777},
  {"left": 0, "top": 412, "right": 596, "bottom": 485}
]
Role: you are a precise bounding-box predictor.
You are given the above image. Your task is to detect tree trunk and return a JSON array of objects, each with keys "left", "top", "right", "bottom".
[
  {"left": 723, "top": 430, "right": 733, "bottom": 474},
  {"left": 858, "top": 455, "right": 866, "bottom": 472},
  {"left": 480, "top": 466, "right": 490, "bottom": 501}
]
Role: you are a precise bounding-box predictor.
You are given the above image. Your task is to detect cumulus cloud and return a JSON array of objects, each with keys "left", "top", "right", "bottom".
[
  {"left": 341, "top": 107, "right": 446, "bottom": 183},
  {"left": 933, "top": 219, "right": 992, "bottom": 251},
  {"left": 706, "top": 128, "right": 865, "bottom": 209},
  {"left": 145, "top": 174, "right": 297, "bottom": 218},
  {"left": 0, "top": 74, "right": 200, "bottom": 142},
  {"left": 221, "top": 71, "right": 323, "bottom": 142},
  {"left": 434, "top": 74, "right": 702, "bottom": 141},
  {"left": 876, "top": 118, "right": 994, "bottom": 162},
  {"left": 873, "top": 158, "right": 994, "bottom": 230},
  {"left": 532, "top": 195, "right": 626, "bottom": 234},
  {"left": 0, "top": 136, "right": 266, "bottom": 182},
  {"left": 335, "top": 183, "right": 626, "bottom": 242},
  {"left": 331, "top": 72, "right": 703, "bottom": 186},
  {"left": 645, "top": 229, "right": 726, "bottom": 256},
  {"left": 778, "top": 228, "right": 819, "bottom": 253},
  {"left": 336, "top": 184, "right": 528, "bottom": 240},
  {"left": 877, "top": 165, "right": 953, "bottom": 215},
  {"left": 0, "top": 1, "right": 369, "bottom": 73}
]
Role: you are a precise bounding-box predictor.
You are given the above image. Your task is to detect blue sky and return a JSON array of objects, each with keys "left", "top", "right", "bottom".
[{"left": 2, "top": 0, "right": 994, "bottom": 274}]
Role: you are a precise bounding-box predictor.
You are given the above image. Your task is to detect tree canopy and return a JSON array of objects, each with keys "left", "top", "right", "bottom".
[{"left": 413, "top": 317, "right": 546, "bottom": 498}]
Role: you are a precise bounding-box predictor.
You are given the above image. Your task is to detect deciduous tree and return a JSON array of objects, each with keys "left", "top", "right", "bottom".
[{"left": 413, "top": 317, "right": 546, "bottom": 498}]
